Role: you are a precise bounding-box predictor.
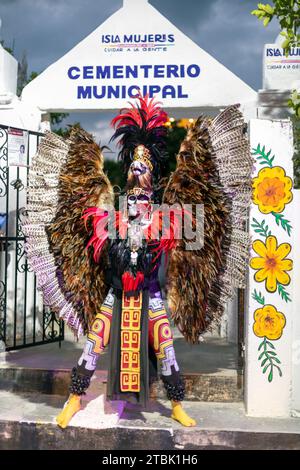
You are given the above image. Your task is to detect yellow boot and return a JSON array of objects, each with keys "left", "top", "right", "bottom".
[
  {"left": 56, "top": 394, "right": 81, "bottom": 429},
  {"left": 171, "top": 400, "right": 196, "bottom": 427}
]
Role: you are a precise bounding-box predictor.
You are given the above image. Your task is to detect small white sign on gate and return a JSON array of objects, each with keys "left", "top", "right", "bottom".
[{"left": 7, "top": 127, "right": 28, "bottom": 167}]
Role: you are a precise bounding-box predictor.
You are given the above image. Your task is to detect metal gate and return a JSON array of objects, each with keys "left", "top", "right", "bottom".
[{"left": 0, "top": 124, "right": 64, "bottom": 351}]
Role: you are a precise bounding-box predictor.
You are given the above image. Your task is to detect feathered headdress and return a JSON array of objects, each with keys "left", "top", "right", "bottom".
[{"left": 110, "top": 93, "right": 169, "bottom": 181}]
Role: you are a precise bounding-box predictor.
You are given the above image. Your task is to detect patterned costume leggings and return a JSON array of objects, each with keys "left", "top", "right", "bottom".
[{"left": 70, "top": 290, "right": 185, "bottom": 401}]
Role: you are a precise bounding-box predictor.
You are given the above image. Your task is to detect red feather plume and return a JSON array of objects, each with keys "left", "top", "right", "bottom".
[{"left": 111, "top": 92, "right": 168, "bottom": 132}]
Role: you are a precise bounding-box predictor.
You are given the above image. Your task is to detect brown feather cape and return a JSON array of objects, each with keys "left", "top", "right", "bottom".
[
  {"left": 23, "top": 127, "right": 114, "bottom": 336},
  {"left": 163, "top": 105, "right": 253, "bottom": 344},
  {"left": 46, "top": 127, "right": 114, "bottom": 332}
]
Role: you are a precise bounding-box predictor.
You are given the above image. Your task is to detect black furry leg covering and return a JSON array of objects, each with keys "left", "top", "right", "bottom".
[
  {"left": 69, "top": 367, "right": 91, "bottom": 396},
  {"left": 161, "top": 374, "right": 185, "bottom": 401}
]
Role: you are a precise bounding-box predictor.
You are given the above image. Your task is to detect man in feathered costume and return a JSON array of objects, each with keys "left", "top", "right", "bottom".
[{"left": 22, "top": 94, "right": 253, "bottom": 428}]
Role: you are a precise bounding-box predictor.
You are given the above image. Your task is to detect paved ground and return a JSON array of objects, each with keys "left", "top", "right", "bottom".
[
  {"left": 0, "top": 390, "right": 299, "bottom": 432},
  {"left": 0, "top": 390, "right": 299, "bottom": 449},
  {"left": 0, "top": 333, "right": 299, "bottom": 449},
  {"left": 1, "top": 331, "right": 299, "bottom": 449}
]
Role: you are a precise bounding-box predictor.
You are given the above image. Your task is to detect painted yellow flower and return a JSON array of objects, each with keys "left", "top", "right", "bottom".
[
  {"left": 250, "top": 235, "right": 293, "bottom": 292},
  {"left": 253, "top": 304, "right": 286, "bottom": 340},
  {"left": 252, "top": 166, "right": 293, "bottom": 214}
]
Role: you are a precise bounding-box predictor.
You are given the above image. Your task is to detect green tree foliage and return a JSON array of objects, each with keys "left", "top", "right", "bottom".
[
  {"left": 251, "top": 0, "right": 300, "bottom": 54},
  {"left": 17, "top": 51, "right": 28, "bottom": 96},
  {"left": 104, "top": 158, "right": 126, "bottom": 190},
  {"left": 288, "top": 89, "right": 300, "bottom": 118},
  {"left": 0, "top": 39, "right": 13, "bottom": 55}
]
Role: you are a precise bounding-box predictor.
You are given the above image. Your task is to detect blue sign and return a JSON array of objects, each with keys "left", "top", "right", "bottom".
[{"left": 67, "top": 64, "right": 201, "bottom": 100}]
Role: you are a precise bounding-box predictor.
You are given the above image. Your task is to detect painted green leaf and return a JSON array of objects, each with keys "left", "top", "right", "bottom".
[
  {"left": 271, "top": 212, "right": 292, "bottom": 237},
  {"left": 261, "top": 357, "right": 268, "bottom": 367},
  {"left": 251, "top": 143, "right": 274, "bottom": 167},
  {"left": 258, "top": 351, "right": 265, "bottom": 360},
  {"left": 251, "top": 218, "right": 272, "bottom": 239},
  {"left": 252, "top": 289, "right": 265, "bottom": 305},
  {"left": 272, "top": 356, "right": 281, "bottom": 364},
  {"left": 278, "top": 284, "right": 292, "bottom": 303},
  {"left": 268, "top": 369, "right": 273, "bottom": 382}
]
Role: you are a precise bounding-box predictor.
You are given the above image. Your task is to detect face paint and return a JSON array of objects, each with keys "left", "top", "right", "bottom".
[
  {"left": 127, "top": 193, "right": 152, "bottom": 219},
  {"left": 130, "top": 160, "right": 148, "bottom": 177}
]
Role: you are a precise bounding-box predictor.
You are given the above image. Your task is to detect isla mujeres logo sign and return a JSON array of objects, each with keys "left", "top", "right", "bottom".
[
  {"left": 101, "top": 33, "right": 175, "bottom": 53},
  {"left": 265, "top": 46, "right": 300, "bottom": 69}
]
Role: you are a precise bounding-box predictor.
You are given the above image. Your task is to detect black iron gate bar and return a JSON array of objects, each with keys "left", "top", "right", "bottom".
[{"left": 0, "top": 124, "right": 64, "bottom": 351}]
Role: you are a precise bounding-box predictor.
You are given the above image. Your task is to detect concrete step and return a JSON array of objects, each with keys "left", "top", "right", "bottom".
[
  {"left": 0, "top": 366, "right": 243, "bottom": 402},
  {"left": 0, "top": 390, "right": 299, "bottom": 450},
  {"left": 0, "top": 335, "right": 242, "bottom": 402}
]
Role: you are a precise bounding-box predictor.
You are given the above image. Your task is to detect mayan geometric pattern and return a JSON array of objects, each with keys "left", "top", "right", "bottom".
[
  {"left": 77, "top": 290, "right": 114, "bottom": 374},
  {"left": 120, "top": 292, "right": 142, "bottom": 392},
  {"left": 160, "top": 345, "right": 180, "bottom": 376},
  {"left": 148, "top": 296, "right": 179, "bottom": 376}
]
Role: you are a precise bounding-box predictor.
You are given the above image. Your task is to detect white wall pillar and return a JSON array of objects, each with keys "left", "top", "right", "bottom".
[
  {"left": 245, "top": 118, "right": 294, "bottom": 417},
  {"left": 0, "top": 43, "right": 18, "bottom": 96},
  {"left": 291, "top": 190, "right": 300, "bottom": 416}
]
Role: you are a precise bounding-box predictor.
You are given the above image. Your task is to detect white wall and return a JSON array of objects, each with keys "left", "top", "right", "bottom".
[
  {"left": 245, "top": 118, "right": 294, "bottom": 417},
  {"left": 0, "top": 44, "right": 17, "bottom": 95},
  {"left": 292, "top": 189, "right": 300, "bottom": 416}
]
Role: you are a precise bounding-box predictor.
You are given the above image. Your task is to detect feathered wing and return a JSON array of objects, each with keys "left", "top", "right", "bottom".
[
  {"left": 22, "top": 127, "right": 114, "bottom": 337},
  {"left": 163, "top": 104, "right": 254, "bottom": 344}
]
